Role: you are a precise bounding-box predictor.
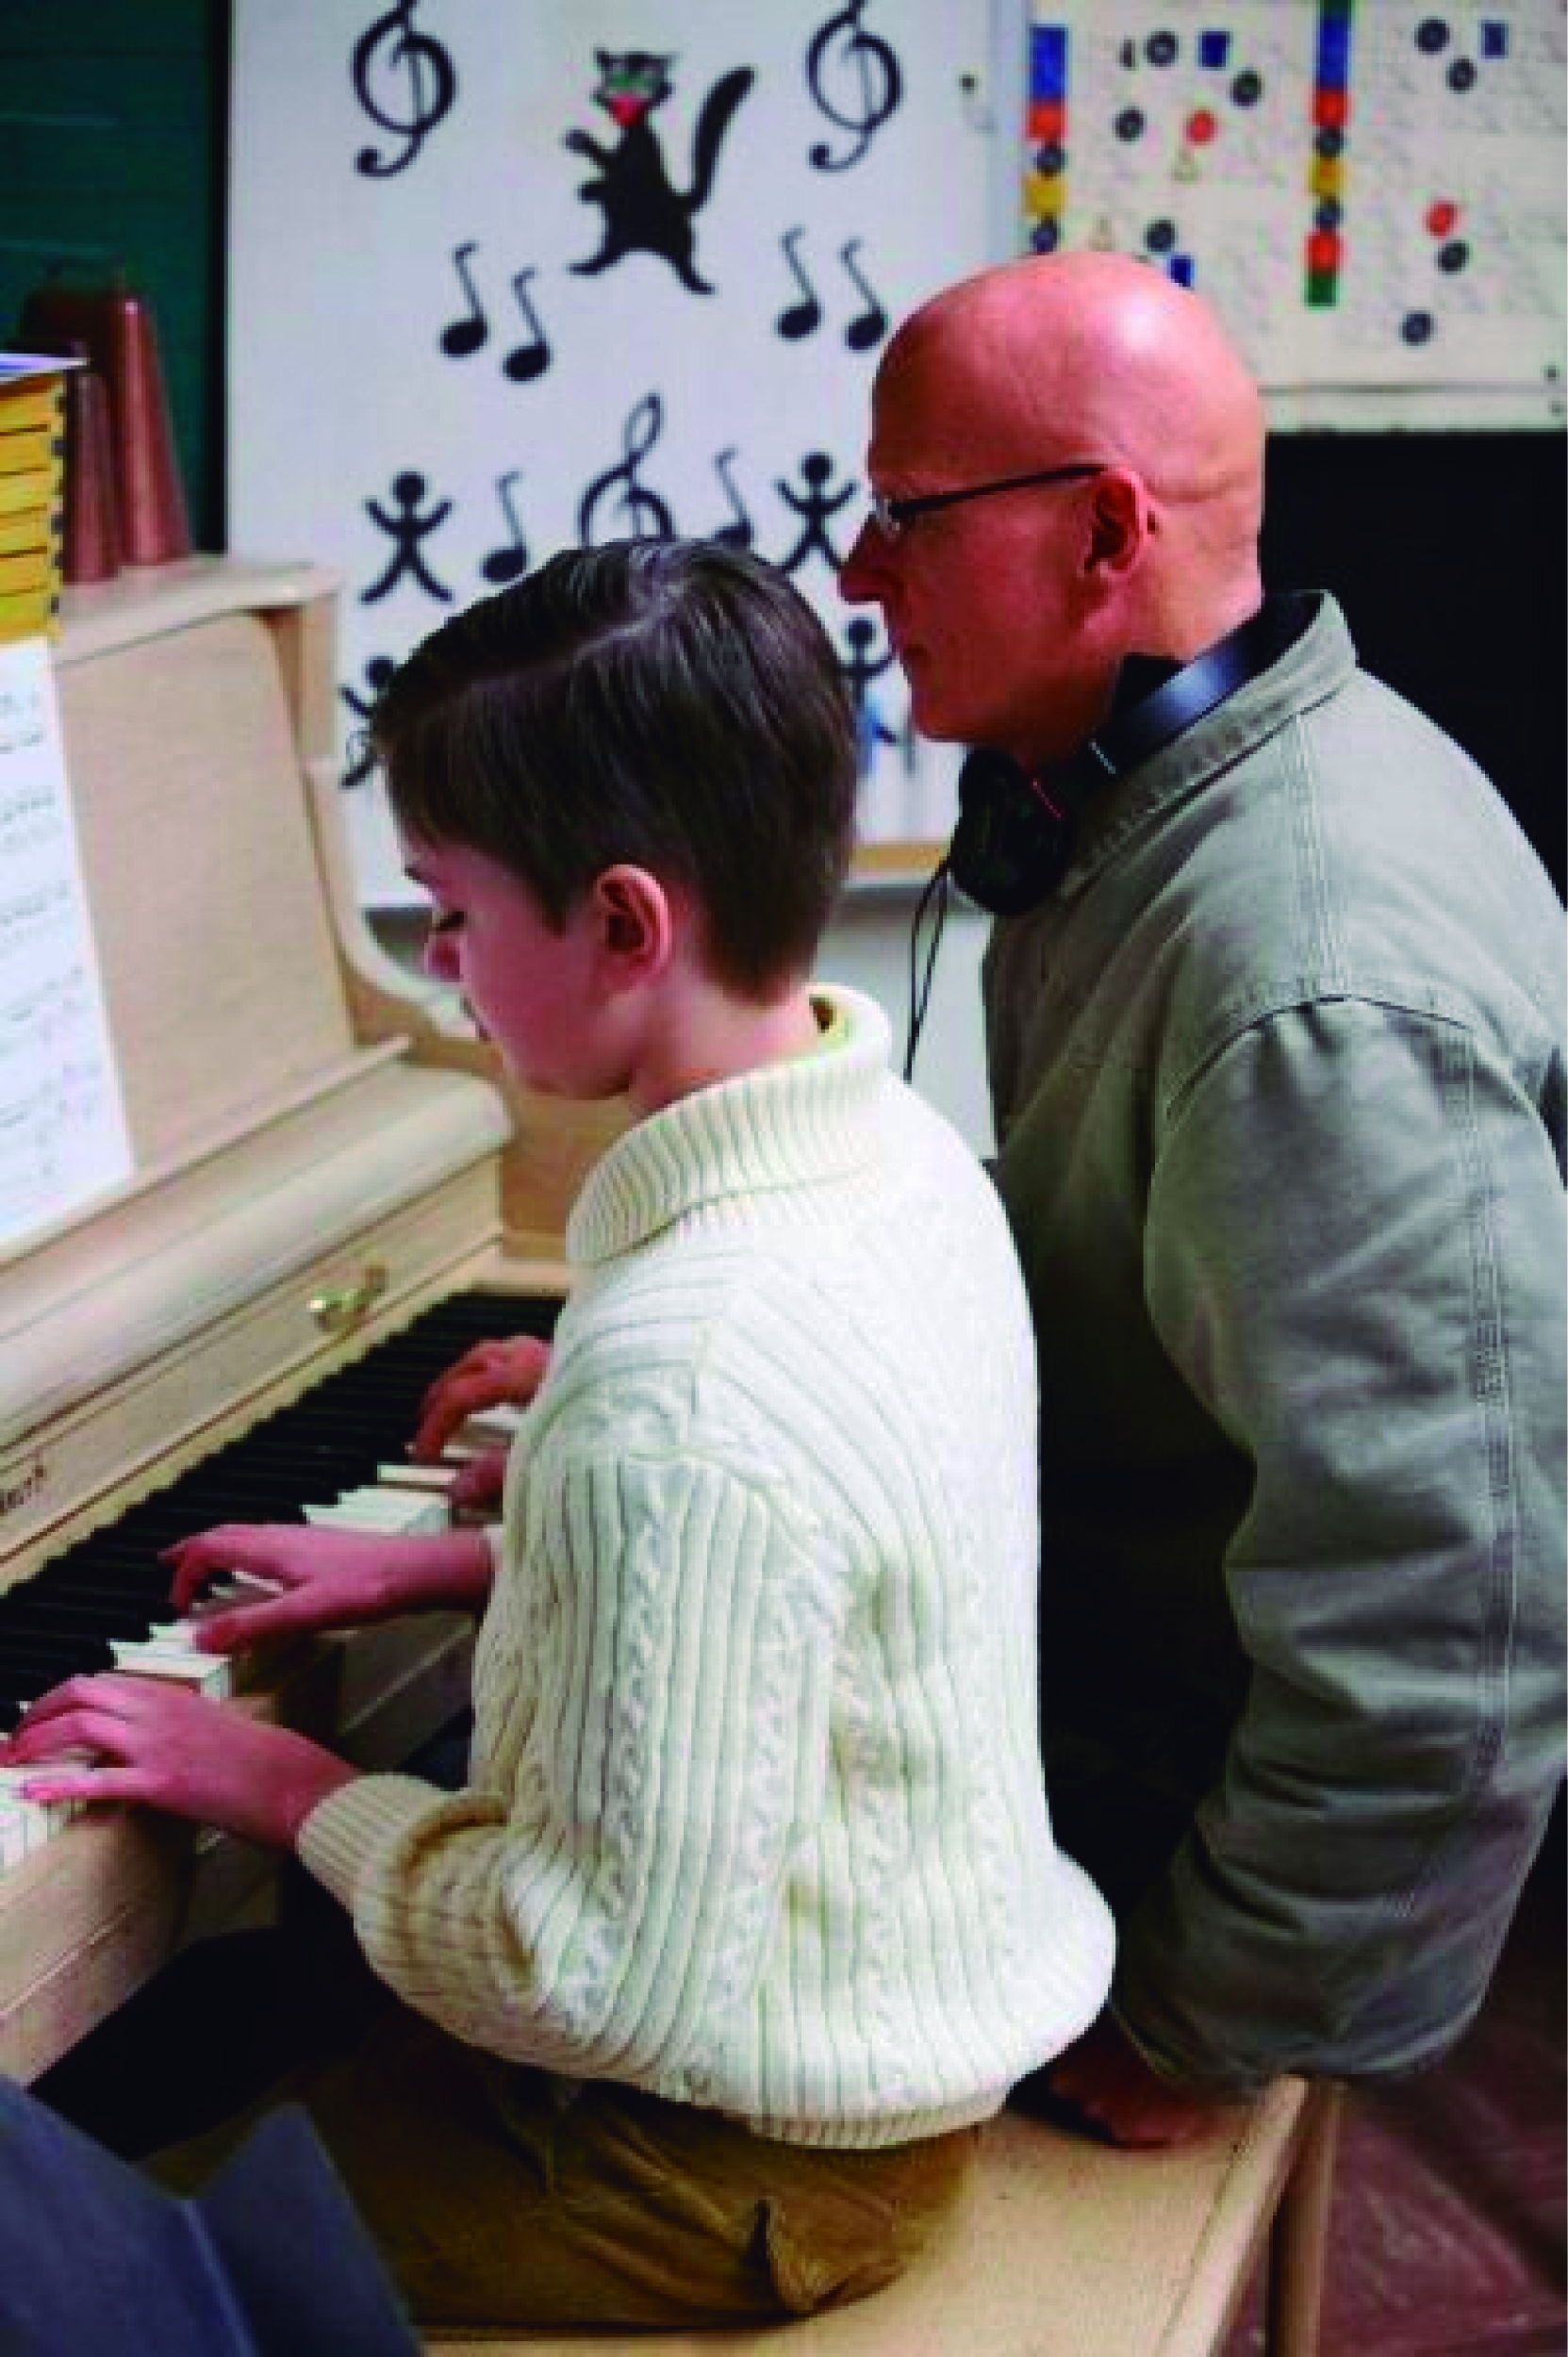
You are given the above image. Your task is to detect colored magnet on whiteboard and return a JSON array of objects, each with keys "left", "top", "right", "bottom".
[
  {"left": 1186, "top": 108, "right": 1218, "bottom": 145},
  {"left": 1312, "top": 86, "right": 1349, "bottom": 127},
  {"left": 1311, "top": 153, "right": 1344, "bottom": 197},
  {"left": 1030, "top": 25, "right": 1067, "bottom": 99},
  {"left": 1426, "top": 199, "right": 1459, "bottom": 237},
  {"left": 1316, "top": 23, "right": 1351, "bottom": 85},
  {"left": 1308, "top": 228, "right": 1342, "bottom": 273}
]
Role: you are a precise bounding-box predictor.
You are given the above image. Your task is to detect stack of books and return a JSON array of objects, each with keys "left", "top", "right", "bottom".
[{"left": 0, "top": 355, "right": 71, "bottom": 648}]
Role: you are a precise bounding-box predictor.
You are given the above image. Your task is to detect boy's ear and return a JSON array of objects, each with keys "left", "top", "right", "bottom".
[{"left": 590, "top": 865, "right": 676, "bottom": 981}]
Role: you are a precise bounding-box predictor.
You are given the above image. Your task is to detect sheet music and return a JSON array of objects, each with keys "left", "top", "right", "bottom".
[{"left": 0, "top": 636, "right": 131, "bottom": 1249}]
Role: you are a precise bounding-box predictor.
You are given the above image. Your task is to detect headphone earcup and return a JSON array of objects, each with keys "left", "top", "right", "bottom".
[{"left": 948, "top": 748, "right": 1078, "bottom": 917}]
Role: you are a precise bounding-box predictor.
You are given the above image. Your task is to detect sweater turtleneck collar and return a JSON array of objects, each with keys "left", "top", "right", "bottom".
[{"left": 566, "top": 984, "right": 891, "bottom": 1266}]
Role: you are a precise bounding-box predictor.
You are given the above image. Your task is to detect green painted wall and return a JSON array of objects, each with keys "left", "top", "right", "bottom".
[{"left": 0, "top": 0, "right": 228, "bottom": 546}]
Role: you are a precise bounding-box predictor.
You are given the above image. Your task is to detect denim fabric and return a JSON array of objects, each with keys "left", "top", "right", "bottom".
[{"left": 985, "top": 595, "right": 1566, "bottom": 2092}]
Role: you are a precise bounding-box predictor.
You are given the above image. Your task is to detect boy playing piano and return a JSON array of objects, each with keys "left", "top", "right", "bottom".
[{"left": 3, "top": 540, "right": 1113, "bottom": 2331}]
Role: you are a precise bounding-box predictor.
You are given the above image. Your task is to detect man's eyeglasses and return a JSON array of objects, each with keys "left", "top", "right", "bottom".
[{"left": 868, "top": 462, "right": 1105, "bottom": 545}]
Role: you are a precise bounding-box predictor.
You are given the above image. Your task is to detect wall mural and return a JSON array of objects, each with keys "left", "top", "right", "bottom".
[{"left": 231, "top": 1, "right": 993, "bottom": 906}]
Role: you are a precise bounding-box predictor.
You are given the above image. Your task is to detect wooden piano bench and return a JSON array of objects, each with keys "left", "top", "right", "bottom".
[{"left": 423, "top": 2077, "right": 1344, "bottom": 2357}]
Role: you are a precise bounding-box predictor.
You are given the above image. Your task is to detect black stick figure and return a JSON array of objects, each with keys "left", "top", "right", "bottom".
[
  {"left": 362, "top": 470, "right": 455, "bottom": 602},
  {"left": 774, "top": 451, "right": 858, "bottom": 572},
  {"left": 340, "top": 655, "right": 397, "bottom": 784},
  {"left": 841, "top": 617, "right": 900, "bottom": 766}
]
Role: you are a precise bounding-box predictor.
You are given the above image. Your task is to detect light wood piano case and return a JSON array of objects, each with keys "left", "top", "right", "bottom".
[{"left": 0, "top": 556, "right": 604, "bottom": 2083}]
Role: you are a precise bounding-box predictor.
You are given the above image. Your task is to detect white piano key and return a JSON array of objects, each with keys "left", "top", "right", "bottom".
[
  {"left": 0, "top": 1800, "right": 52, "bottom": 1869},
  {"left": 460, "top": 1404, "right": 526, "bottom": 1444},
  {"left": 107, "top": 1638, "right": 234, "bottom": 1697},
  {"left": 0, "top": 1762, "right": 91, "bottom": 1863},
  {"left": 305, "top": 1489, "right": 450, "bottom": 1536},
  {"left": 213, "top": 1570, "right": 287, "bottom": 1599},
  {"left": 346, "top": 1486, "right": 451, "bottom": 1534},
  {"left": 375, "top": 1462, "right": 461, "bottom": 1492}
]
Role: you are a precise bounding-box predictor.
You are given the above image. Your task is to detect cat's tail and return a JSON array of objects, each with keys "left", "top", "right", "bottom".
[{"left": 685, "top": 66, "right": 754, "bottom": 212}]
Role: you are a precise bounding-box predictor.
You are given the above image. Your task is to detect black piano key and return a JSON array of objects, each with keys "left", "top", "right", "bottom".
[
  {"left": 0, "top": 1289, "right": 561, "bottom": 1714},
  {"left": 2, "top": 1636, "right": 117, "bottom": 1680},
  {"left": 0, "top": 1594, "right": 158, "bottom": 1641}
]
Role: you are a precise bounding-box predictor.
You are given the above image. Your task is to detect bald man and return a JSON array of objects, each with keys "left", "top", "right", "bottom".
[{"left": 842, "top": 253, "right": 1566, "bottom": 2145}]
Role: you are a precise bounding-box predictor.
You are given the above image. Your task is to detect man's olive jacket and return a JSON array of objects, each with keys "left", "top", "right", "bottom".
[{"left": 984, "top": 594, "right": 1565, "bottom": 2092}]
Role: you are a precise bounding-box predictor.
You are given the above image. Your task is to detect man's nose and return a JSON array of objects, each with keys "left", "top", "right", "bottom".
[{"left": 838, "top": 517, "right": 889, "bottom": 605}]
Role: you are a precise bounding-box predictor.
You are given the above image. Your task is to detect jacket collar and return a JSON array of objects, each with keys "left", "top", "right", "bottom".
[{"left": 1062, "top": 592, "right": 1357, "bottom": 896}]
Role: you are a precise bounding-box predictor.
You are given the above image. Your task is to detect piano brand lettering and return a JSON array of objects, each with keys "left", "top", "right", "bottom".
[{"left": 0, "top": 1460, "right": 46, "bottom": 1525}]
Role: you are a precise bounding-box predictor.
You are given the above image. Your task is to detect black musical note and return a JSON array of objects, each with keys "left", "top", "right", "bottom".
[
  {"left": 712, "top": 449, "right": 753, "bottom": 550},
  {"left": 481, "top": 472, "right": 531, "bottom": 585},
  {"left": 577, "top": 395, "right": 675, "bottom": 544},
  {"left": 804, "top": 1, "right": 903, "bottom": 173},
  {"left": 351, "top": 0, "right": 458, "bottom": 180},
  {"left": 840, "top": 239, "right": 888, "bottom": 350},
  {"left": 776, "top": 227, "right": 822, "bottom": 340},
  {"left": 439, "top": 240, "right": 487, "bottom": 357},
  {"left": 774, "top": 230, "right": 888, "bottom": 352},
  {"left": 502, "top": 269, "right": 551, "bottom": 384}
]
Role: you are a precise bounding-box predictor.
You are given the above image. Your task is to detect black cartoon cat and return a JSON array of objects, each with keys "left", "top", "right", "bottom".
[{"left": 565, "top": 51, "right": 753, "bottom": 295}]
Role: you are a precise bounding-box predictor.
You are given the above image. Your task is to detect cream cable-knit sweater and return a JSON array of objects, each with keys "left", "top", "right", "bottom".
[{"left": 300, "top": 984, "right": 1114, "bottom": 2146}]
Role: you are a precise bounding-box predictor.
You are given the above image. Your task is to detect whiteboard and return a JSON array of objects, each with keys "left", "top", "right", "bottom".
[{"left": 1012, "top": 0, "right": 1567, "bottom": 428}]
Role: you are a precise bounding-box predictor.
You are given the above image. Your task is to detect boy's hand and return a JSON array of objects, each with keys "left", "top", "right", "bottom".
[
  {"left": 409, "top": 1335, "right": 552, "bottom": 1463},
  {"left": 162, "top": 1523, "right": 493, "bottom": 1651},
  {"left": 0, "top": 1675, "right": 357, "bottom": 1848},
  {"left": 448, "top": 1448, "right": 511, "bottom": 1512},
  {"left": 1042, "top": 2015, "right": 1228, "bottom": 2148}
]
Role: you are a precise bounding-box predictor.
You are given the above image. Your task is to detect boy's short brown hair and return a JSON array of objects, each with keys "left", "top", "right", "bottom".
[{"left": 370, "top": 539, "right": 857, "bottom": 997}]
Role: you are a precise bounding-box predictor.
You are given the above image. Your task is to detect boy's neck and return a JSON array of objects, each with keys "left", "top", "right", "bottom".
[{"left": 626, "top": 981, "right": 825, "bottom": 1117}]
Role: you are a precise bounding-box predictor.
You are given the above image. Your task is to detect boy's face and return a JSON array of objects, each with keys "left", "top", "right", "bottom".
[{"left": 401, "top": 837, "right": 621, "bottom": 1097}]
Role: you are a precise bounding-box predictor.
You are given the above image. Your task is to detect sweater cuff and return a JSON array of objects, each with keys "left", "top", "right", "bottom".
[{"left": 296, "top": 1771, "right": 454, "bottom": 1910}]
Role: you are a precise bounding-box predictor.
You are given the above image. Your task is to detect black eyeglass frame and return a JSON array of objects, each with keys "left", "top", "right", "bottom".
[{"left": 869, "top": 462, "right": 1106, "bottom": 543}]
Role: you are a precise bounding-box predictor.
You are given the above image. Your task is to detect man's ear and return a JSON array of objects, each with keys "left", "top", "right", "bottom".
[
  {"left": 1082, "top": 467, "right": 1154, "bottom": 581},
  {"left": 589, "top": 864, "right": 676, "bottom": 983}
]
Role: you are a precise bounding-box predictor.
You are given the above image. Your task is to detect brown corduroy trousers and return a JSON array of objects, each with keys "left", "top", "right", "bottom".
[{"left": 152, "top": 2001, "right": 981, "bottom": 2332}]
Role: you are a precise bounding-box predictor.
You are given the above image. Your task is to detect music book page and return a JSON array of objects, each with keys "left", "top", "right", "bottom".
[{"left": 0, "top": 635, "right": 131, "bottom": 1251}]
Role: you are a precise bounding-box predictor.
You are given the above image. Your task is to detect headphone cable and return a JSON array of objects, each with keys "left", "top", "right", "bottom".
[{"left": 904, "top": 854, "right": 952, "bottom": 1082}]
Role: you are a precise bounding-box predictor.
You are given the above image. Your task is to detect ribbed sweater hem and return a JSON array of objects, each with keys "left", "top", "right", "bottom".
[{"left": 732, "top": 2090, "right": 1007, "bottom": 2150}]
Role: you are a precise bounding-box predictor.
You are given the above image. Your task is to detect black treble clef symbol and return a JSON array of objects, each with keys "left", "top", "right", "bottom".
[
  {"left": 351, "top": 0, "right": 457, "bottom": 180},
  {"left": 577, "top": 395, "right": 675, "bottom": 545},
  {"left": 804, "top": 0, "right": 903, "bottom": 173}
]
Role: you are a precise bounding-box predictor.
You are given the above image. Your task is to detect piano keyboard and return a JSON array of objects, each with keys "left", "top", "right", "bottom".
[{"left": 0, "top": 1288, "right": 559, "bottom": 1865}]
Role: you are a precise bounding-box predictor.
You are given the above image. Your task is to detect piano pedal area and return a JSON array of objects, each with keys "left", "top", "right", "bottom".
[{"left": 0, "top": 1287, "right": 557, "bottom": 1872}]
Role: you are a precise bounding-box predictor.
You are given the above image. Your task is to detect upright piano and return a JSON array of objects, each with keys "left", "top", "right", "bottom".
[{"left": 0, "top": 557, "right": 625, "bottom": 2085}]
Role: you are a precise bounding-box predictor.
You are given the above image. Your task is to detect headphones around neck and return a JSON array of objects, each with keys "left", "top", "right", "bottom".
[
  {"left": 902, "top": 595, "right": 1313, "bottom": 1078},
  {"left": 945, "top": 595, "right": 1312, "bottom": 917}
]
